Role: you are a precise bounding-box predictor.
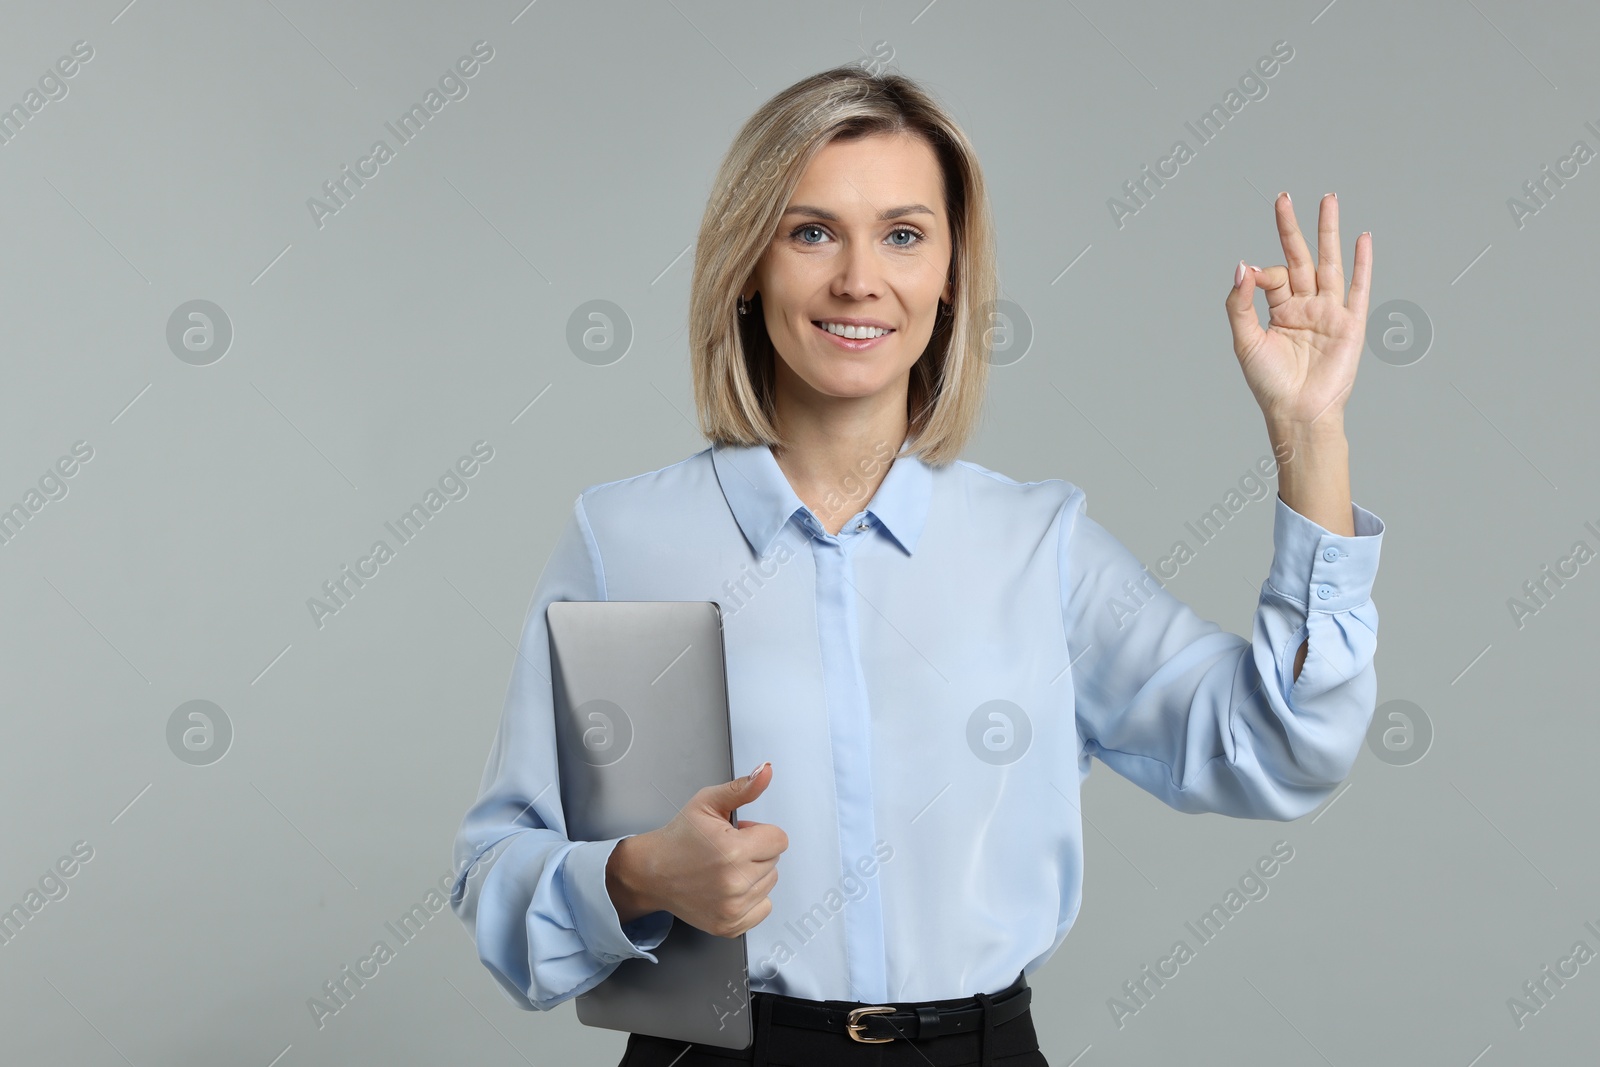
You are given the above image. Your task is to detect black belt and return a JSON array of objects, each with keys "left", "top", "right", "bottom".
[{"left": 759, "top": 973, "right": 1031, "bottom": 1044}]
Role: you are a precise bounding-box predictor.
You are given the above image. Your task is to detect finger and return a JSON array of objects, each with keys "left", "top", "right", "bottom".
[
  {"left": 1249, "top": 263, "right": 1294, "bottom": 311},
  {"left": 1225, "top": 260, "right": 1267, "bottom": 355},
  {"left": 1316, "top": 192, "right": 1344, "bottom": 298},
  {"left": 1275, "top": 192, "right": 1316, "bottom": 297},
  {"left": 1347, "top": 231, "right": 1373, "bottom": 321},
  {"left": 733, "top": 894, "right": 773, "bottom": 935},
  {"left": 735, "top": 866, "right": 780, "bottom": 910},
  {"left": 743, "top": 824, "right": 789, "bottom": 861}
]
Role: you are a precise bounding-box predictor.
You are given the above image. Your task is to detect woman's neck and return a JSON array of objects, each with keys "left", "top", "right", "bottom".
[{"left": 769, "top": 420, "right": 907, "bottom": 536}]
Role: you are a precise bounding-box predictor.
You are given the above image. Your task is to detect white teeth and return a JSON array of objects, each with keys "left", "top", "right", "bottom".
[{"left": 818, "top": 322, "right": 891, "bottom": 339}]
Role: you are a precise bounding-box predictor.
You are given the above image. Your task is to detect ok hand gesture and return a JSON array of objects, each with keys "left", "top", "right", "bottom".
[{"left": 1224, "top": 192, "right": 1372, "bottom": 430}]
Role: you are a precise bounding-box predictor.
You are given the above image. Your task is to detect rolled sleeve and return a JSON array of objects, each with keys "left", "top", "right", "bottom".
[
  {"left": 1266, "top": 495, "right": 1386, "bottom": 613},
  {"left": 451, "top": 494, "right": 675, "bottom": 1013},
  {"left": 1063, "top": 484, "right": 1389, "bottom": 821},
  {"left": 1260, "top": 496, "right": 1386, "bottom": 735},
  {"left": 562, "top": 835, "right": 675, "bottom": 964}
]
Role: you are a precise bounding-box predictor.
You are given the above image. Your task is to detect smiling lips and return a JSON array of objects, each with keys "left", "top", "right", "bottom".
[{"left": 812, "top": 319, "right": 896, "bottom": 350}]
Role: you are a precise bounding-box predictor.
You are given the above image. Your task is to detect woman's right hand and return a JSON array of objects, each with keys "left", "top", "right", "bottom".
[{"left": 623, "top": 761, "right": 788, "bottom": 938}]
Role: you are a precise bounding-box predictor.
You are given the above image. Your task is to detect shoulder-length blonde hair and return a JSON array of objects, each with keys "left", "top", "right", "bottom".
[{"left": 689, "top": 64, "right": 996, "bottom": 467}]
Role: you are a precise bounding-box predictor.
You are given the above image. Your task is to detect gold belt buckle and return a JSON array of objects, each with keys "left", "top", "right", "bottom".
[{"left": 846, "top": 1004, "right": 898, "bottom": 1043}]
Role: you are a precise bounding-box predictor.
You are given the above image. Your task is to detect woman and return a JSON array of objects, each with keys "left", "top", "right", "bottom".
[{"left": 450, "top": 65, "right": 1384, "bottom": 1067}]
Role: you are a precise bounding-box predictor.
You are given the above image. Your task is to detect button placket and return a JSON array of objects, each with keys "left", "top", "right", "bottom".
[
  {"left": 810, "top": 529, "right": 888, "bottom": 1001},
  {"left": 1312, "top": 541, "right": 1340, "bottom": 602}
]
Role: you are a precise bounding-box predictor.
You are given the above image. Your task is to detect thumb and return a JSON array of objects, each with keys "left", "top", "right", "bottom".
[
  {"left": 703, "top": 761, "right": 770, "bottom": 816},
  {"left": 729, "top": 761, "right": 770, "bottom": 803}
]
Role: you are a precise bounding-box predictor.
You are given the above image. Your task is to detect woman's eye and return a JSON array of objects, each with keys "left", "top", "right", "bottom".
[{"left": 788, "top": 224, "right": 925, "bottom": 247}]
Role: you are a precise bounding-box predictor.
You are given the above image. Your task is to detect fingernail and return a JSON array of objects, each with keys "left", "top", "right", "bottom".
[
  {"left": 747, "top": 761, "right": 769, "bottom": 780},
  {"left": 1248, "top": 264, "right": 1261, "bottom": 271},
  {"left": 1234, "top": 260, "right": 1246, "bottom": 288},
  {"left": 1323, "top": 192, "right": 1335, "bottom": 201},
  {"left": 1279, "top": 190, "right": 1290, "bottom": 203}
]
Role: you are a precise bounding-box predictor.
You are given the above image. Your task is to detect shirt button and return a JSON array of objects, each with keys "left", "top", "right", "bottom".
[
  {"left": 1322, "top": 547, "right": 1339, "bottom": 562},
  {"left": 1317, "top": 584, "right": 1334, "bottom": 600},
  {"left": 856, "top": 521, "right": 868, "bottom": 531}
]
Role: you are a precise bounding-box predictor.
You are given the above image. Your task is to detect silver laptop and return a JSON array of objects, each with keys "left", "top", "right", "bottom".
[{"left": 547, "top": 600, "right": 752, "bottom": 1050}]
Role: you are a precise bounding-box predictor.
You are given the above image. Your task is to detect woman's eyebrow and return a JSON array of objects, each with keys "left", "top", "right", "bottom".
[{"left": 782, "top": 203, "right": 936, "bottom": 221}]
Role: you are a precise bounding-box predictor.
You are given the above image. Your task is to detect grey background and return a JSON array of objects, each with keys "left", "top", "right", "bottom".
[{"left": 1, "top": 1, "right": 1594, "bottom": 1064}]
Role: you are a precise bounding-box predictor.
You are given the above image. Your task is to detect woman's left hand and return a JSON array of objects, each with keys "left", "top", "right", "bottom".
[{"left": 1224, "top": 191, "right": 1372, "bottom": 429}]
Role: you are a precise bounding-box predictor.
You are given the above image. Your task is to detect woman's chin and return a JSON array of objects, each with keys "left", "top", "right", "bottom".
[
  {"left": 805, "top": 375, "right": 899, "bottom": 400},
  {"left": 779, "top": 352, "right": 911, "bottom": 401}
]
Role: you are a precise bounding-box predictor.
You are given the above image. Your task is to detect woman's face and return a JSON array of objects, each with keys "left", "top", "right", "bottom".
[{"left": 744, "top": 131, "right": 954, "bottom": 408}]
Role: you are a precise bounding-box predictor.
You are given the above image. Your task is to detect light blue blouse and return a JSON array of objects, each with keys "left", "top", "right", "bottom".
[{"left": 450, "top": 437, "right": 1385, "bottom": 1010}]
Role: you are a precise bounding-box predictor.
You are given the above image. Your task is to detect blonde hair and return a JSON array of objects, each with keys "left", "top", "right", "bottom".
[{"left": 689, "top": 64, "right": 996, "bottom": 467}]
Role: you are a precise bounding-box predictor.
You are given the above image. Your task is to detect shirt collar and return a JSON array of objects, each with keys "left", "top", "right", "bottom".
[{"left": 710, "top": 436, "right": 933, "bottom": 557}]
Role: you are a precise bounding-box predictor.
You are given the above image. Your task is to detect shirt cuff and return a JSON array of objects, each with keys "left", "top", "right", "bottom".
[
  {"left": 562, "top": 835, "right": 675, "bottom": 965},
  {"left": 1265, "top": 495, "right": 1385, "bottom": 613}
]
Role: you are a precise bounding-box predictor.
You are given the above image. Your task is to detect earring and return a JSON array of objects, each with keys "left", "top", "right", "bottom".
[{"left": 737, "top": 296, "right": 749, "bottom": 316}]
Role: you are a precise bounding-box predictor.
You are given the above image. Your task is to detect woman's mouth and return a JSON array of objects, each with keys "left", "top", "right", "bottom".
[{"left": 811, "top": 320, "right": 895, "bottom": 350}]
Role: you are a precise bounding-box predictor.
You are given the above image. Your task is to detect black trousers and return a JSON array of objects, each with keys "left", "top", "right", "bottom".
[{"left": 616, "top": 971, "right": 1050, "bottom": 1067}]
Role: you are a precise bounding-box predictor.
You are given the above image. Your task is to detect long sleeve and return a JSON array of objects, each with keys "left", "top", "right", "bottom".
[
  {"left": 1061, "top": 485, "right": 1385, "bottom": 820},
  {"left": 449, "top": 494, "right": 674, "bottom": 1012}
]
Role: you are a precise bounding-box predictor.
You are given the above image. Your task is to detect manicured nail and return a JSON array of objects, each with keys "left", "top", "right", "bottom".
[
  {"left": 1234, "top": 260, "right": 1246, "bottom": 287},
  {"left": 1248, "top": 264, "right": 1261, "bottom": 271},
  {"left": 747, "top": 761, "right": 769, "bottom": 780},
  {"left": 1323, "top": 192, "right": 1335, "bottom": 201},
  {"left": 1279, "top": 190, "right": 1290, "bottom": 203}
]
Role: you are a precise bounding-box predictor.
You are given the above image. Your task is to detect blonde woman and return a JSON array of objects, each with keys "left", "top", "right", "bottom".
[{"left": 450, "top": 64, "right": 1385, "bottom": 1067}]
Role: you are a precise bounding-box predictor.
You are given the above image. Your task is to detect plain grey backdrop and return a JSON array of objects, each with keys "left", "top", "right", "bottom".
[{"left": 3, "top": 1, "right": 1596, "bottom": 1064}]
